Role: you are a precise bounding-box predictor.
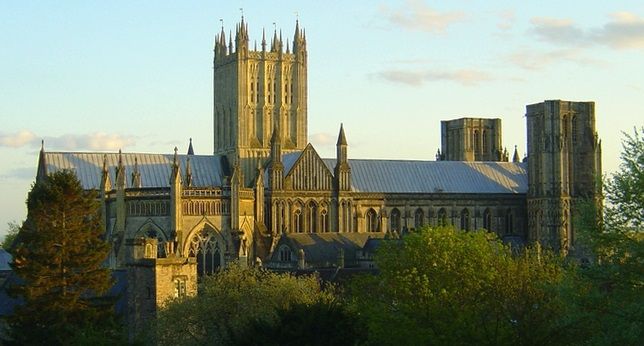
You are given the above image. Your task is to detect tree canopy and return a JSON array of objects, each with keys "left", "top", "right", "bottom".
[
  {"left": 8, "top": 170, "right": 113, "bottom": 345},
  {"left": 153, "top": 264, "right": 338, "bottom": 346},
  {"left": 350, "top": 226, "right": 582, "bottom": 345}
]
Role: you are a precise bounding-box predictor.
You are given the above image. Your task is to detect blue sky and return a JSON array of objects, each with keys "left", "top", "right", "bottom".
[{"left": 1, "top": 0, "right": 643, "bottom": 237}]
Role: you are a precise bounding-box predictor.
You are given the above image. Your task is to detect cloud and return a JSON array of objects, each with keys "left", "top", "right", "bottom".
[
  {"left": 497, "top": 10, "right": 516, "bottom": 31},
  {"left": 0, "top": 131, "right": 135, "bottom": 151},
  {"left": 530, "top": 12, "right": 644, "bottom": 50},
  {"left": 0, "top": 130, "right": 37, "bottom": 148},
  {"left": 45, "top": 133, "right": 136, "bottom": 151},
  {"left": 508, "top": 48, "right": 601, "bottom": 70},
  {"left": 377, "top": 68, "right": 492, "bottom": 86},
  {"left": 595, "top": 12, "right": 644, "bottom": 49},
  {"left": 309, "top": 133, "right": 335, "bottom": 146},
  {"left": 381, "top": 0, "right": 465, "bottom": 34}
]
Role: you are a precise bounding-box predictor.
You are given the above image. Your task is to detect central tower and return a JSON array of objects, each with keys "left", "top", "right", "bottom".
[{"left": 213, "top": 17, "right": 308, "bottom": 182}]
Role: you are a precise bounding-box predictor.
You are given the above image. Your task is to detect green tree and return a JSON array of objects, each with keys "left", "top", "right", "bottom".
[
  {"left": 153, "top": 264, "right": 337, "bottom": 346},
  {"left": 1, "top": 221, "right": 20, "bottom": 252},
  {"left": 234, "top": 300, "right": 366, "bottom": 346},
  {"left": 351, "top": 226, "right": 581, "bottom": 345},
  {"left": 8, "top": 170, "right": 113, "bottom": 345},
  {"left": 574, "top": 127, "right": 644, "bottom": 345}
]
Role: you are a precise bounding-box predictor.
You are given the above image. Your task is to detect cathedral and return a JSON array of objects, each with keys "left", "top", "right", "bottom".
[{"left": 34, "top": 18, "right": 602, "bottom": 276}]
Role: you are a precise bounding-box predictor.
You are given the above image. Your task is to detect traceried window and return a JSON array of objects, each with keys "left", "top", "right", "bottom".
[
  {"left": 321, "top": 209, "right": 328, "bottom": 233},
  {"left": 188, "top": 228, "right": 222, "bottom": 276},
  {"left": 307, "top": 201, "right": 317, "bottom": 233},
  {"left": 366, "top": 209, "right": 379, "bottom": 232},
  {"left": 390, "top": 208, "right": 401, "bottom": 232},
  {"left": 294, "top": 209, "right": 303, "bottom": 233},
  {"left": 474, "top": 130, "right": 480, "bottom": 152},
  {"left": 414, "top": 208, "right": 424, "bottom": 229}
]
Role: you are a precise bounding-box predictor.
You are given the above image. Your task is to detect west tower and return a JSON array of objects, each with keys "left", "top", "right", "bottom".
[
  {"left": 213, "top": 17, "right": 307, "bottom": 183},
  {"left": 526, "top": 100, "right": 601, "bottom": 253}
]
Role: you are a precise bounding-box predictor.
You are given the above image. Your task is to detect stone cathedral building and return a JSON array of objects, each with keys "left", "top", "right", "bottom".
[{"left": 34, "top": 18, "right": 601, "bottom": 276}]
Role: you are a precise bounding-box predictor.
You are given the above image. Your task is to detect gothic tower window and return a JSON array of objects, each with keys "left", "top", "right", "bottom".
[
  {"left": 390, "top": 208, "right": 401, "bottom": 232},
  {"left": 366, "top": 209, "right": 378, "bottom": 232},
  {"left": 460, "top": 209, "right": 470, "bottom": 231},
  {"left": 474, "top": 130, "right": 480, "bottom": 153},
  {"left": 482, "top": 130, "right": 488, "bottom": 153},
  {"left": 414, "top": 208, "right": 424, "bottom": 229},
  {"left": 188, "top": 228, "right": 222, "bottom": 276},
  {"left": 572, "top": 115, "right": 578, "bottom": 145},
  {"left": 483, "top": 208, "right": 492, "bottom": 231}
]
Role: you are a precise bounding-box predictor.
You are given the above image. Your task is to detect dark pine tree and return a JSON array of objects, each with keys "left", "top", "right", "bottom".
[{"left": 8, "top": 170, "right": 113, "bottom": 345}]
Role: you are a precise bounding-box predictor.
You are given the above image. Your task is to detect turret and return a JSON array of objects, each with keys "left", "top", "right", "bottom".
[
  {"left": 512, "top": 146, "right": 520, "bottom": 163},
  {"left": 169, "top": 147, "right": 183, "bottom": 254},
  {"left": 334, "top": 124, "right": 351, "bottom": 191}
]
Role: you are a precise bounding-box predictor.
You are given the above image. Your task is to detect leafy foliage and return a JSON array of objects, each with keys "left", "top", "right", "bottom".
[
  {"left": 574, "top": 127, "right": 644, "bottom": 344},
  {"left": 233, "top": 300, "right": 366, "bottom": 346},
  {"left": 153, "top": 264, "right": 337, "bottom": 346},
  {"left": 8, "top": 170, "right": 113, "bottom": 345},
  {"left": 351, "top": 226, "right": 580, "bottom": 345},
  {"left": 1, "top": 221, "right": 20, "bottom": 252}
]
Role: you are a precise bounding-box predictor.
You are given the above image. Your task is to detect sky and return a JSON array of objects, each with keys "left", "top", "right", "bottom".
[{"left": 1, "top": 0, "right": 643, "bottom": 237}]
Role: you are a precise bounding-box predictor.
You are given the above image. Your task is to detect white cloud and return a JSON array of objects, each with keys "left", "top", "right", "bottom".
[
  {"left": 0, "top": 130, "right": 37, "bottom": 148},
  {"left": 309, "top": 132, "right": 335, "bottom": 146},
  {"left": 508, "top": 48, "right": 600, "bottom": 70},
  {"left": 381, "top": 0, "right": 465, "bottom": 34},
  {"left": 497, "top": 10, "right": 516, "bottom": 31},
  {"left": 529, "top": 12, "right": 644, "bottom": 50},
  {"left": 377, "top": 68, "right": 492, "bottom": 86},
  {"left": 0, "top": 131, "right": 135, "bottom": 151},
  {"left": 45, "top": 133, "right": 136, "bottom": 151}
]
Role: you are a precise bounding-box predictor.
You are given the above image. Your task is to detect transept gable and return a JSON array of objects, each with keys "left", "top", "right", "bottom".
[{"left": 284, "top": 144, "right": 333, "bottom": 191}]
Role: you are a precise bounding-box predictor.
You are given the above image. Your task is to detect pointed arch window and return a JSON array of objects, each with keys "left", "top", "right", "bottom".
[
  {"left": 188, "top": 228, "right": 222, "bottom": 276},
  {"left": 414, "top": 208, "right": 424, "bottom": 229},
  {"left": 321, "top": 209, "right": 328, "bottom": 233},
  {"left": 461, "top": 209, "right": 470, "bottom": 231},
  {"left": 366, "top": 209, "right": 378, "bottom": 232},
  {"left": 505, "top": 209, "right": 514, "bottom": 235},
  {"left": 390, "top": 208, "right": 401, "bottom": 232},
  {"left": 307, "top": 201, "right": 317, "bottom": 233},
  {"left": 438, "top": 208, "right": 448, "bottom": 226},
  {"left": 483, "top": 208, "right": 492, "bottom": 231},
  {"left": 482, "top": 130, "right": 488, "bottom": 153},
  {"left": 474, "top": 130, "right": 480, "bottom": 153},
  {"left": 294, "top": 209, "right": 303, "bottom": 233}
]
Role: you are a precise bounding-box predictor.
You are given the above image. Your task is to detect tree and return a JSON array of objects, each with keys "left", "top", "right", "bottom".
[
  {"left": 1, "top": 221, "right": 20, "bottom": 252},
  {"left": 233, "top": 300, "right": 366, "bottom": 346},
  {"left": 574, "top": 127, "right": 644, "bottom": 345},
  {"left": 153, "top": 264, "right": 337, "bottom": 346},
  {"left": 8, "top": 170, "right": 113, "bottom": 345},
  {"left": 350, "top": 226, "right": 582, "bottom": 345}
]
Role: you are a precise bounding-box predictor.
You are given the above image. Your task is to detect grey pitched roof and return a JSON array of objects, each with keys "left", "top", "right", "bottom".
[
  {"left": 274, "top": 233, "right": 386, "bottom": 267},
  {"left": 279, "top": 151, "right": 527, "bottom": 194},
  {"left": 328, "top": 159, "right": 528, "bottom": 194},
  {"left": 42, "top": 152, "right": 226, "bottom": 190}
]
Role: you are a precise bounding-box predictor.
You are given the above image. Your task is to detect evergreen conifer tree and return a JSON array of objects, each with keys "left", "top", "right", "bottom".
[{"left": 9, "top": 170, "right": 113, "bottom": 344}]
